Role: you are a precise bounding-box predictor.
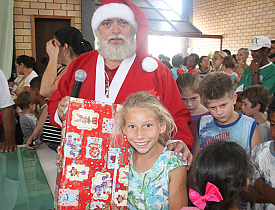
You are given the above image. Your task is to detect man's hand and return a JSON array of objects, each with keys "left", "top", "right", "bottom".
[
  {"left": 58, "top": 96, "right": 70, "bottom": 120},
  {"left": 1, "top": 105, "right": 16, "bottom": 153},
  {"left": 250, "top": 60, "right": 261, "bottom": 73},
  {"left": 167, "top": 141, "right": 193, "bottom": 170},
  {"left": 0, "top": 140, "right": 17, "bottom": 153},
  {"left": 110, "top": 200, "right": 119, "bottom": 210}
]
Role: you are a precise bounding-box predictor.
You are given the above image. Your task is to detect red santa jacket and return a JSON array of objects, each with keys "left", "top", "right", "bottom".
[{"left": 47, "top": 51, "right": 193, "bottom": 149}]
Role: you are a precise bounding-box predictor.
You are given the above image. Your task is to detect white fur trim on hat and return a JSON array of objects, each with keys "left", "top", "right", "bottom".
[
  {"left": 91, "top": 3, "right": 138, "bottom": 34},
  {"left": 142, "top": 57, "right": 158, "bottom": 72}
]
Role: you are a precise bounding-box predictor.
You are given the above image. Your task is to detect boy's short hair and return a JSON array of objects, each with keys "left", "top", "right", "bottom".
[
  {"left": 30, "top": 76, "right": 42, "bottom": 90},
  {"left": 240, "top": 85, "right": 270, "bottom": 113},
  {"left": 199, "top": 72, "right": 234, "bottom": 105},
  {"left": 172, "top": 55, "right": 184, "bottom": 67},
  {"left": 222, "top": 56, "right": 236, "bottom": 69},
  {"left": 18, "top": 91, "right": 32, "bottom": 110},
  {"left": 268, "top": 95, "right": 275, "bottom": 121}
]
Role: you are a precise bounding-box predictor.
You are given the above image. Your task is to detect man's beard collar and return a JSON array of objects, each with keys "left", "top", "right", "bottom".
[{"left": 97, "top": 34, "right": 137, "bottom": 61}]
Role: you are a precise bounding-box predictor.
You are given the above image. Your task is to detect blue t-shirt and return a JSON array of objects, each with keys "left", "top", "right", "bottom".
[{"left": 197, "top": 113, "right": 258, "bottom": 153}]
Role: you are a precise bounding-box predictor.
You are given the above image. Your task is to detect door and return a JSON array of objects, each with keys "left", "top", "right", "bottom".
[{"left": 32, "top": 16, "right": 74, "bottom": 75}]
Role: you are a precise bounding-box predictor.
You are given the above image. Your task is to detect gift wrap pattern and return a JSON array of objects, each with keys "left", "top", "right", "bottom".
[{"left": 54, "top": 98, "right": 130, "bottom": 210}]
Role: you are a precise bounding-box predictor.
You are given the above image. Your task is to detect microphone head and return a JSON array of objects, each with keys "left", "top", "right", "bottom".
[{"left": 75, "top": 69, "right": 87, "bottom": 82}]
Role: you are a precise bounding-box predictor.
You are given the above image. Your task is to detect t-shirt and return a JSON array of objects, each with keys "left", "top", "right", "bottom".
[
  {"left": 259, "top": 121, "right": 272, "bottom": 143},
  {"left": 238, "top": 63, "right": 275, "bottom": 97},
  {"left": 221, "top": 71, "right": 238, "bottom": 90},
  {"left": 198, "top": 113, "right": 258, "bottom": 154},
  {"left": 127, "top": 147, "right": 187, "bottom": 209},
  {"left": 0, "top": 69, "right": 14, "bottom": 109},
  {"left": 251, "top": 140, "right": 275, "bottom": 210},
  {"left": 189, "top": 112, "right": 210, "bottom": 140},
  {"left": 19, "top": 113, "right": 37, "bottom": 144},
  {"left": 170, "top": 68, "right": 184, "bottom": 80},
  {"left": 24, "top": 71, "right": 38, "bottom": 87}
]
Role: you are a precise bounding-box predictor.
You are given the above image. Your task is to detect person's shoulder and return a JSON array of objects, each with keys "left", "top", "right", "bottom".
[
  {"left": 199, "top": 114, "right": 214, "bottom": 122},
  {"left": 163, "top": 147, "right": 187, "bottom": 166},
  {"left": 252, "top": 140, "right": 274, "bottom": 157},
  {"left": 72, "top": 50, "right": 98, "bottom": 64},
  {"left": 239, "top": 113, "right": 256, "bottom": 123}
]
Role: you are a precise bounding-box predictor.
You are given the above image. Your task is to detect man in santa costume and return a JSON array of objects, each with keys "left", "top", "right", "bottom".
[{"left": 48, "top": 0, "right": 193, "bottom": 164}]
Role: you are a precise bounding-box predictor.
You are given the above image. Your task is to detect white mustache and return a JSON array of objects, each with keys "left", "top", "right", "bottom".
[{"left": 107, "top": 35, "right": 127, "bottom": 42}]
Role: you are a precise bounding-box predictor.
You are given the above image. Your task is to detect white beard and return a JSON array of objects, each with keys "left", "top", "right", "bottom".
[{"left": 97, "top": 34, "right": 137, "bottom": 61}]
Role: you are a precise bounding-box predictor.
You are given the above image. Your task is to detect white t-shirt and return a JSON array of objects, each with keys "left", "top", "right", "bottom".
[
  {"left": 0, "top": 69, "right": 14, "bottom": 109},
  {"left": 252, "top": 140, "right": 275, "bottom": 210},
  {"left": 24, "top": 71, "right": 38, "bottom": 87}
]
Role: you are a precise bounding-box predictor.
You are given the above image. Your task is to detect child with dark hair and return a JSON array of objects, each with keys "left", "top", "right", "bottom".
[
  {"left": 17, "top": 91, "right": 37, "bottom": 144},
  {"left": 240, "top": 85, "right": 271, "bottom": 143},
  {"left": 30, "top": 76, "right": 46, "bottom": 116},
  {"left": 171, "top": 55, "right": 185, "bottom": 80},
  {"left": 14, "top": 55, "right": 39, "bottom": 96},
  {"left": 193, "top": 72, "right": 262, "bottom": 156},
  {"left": 187, "top": 53, "right": 199, "bottom": 73},
  {"left": 181, "top": 141, "right": 254, "bottom": 210},
  {"left": 221, "top": 56, "right": 240, "bottom": 90},
  {"left": 198, "top": 56, "right": 211, "bottom": 78},
  {"left": 234, "top": 93, "right": 244, "bottom": 114},
  {"left": 249, "top": 96, "right": 275, "bottom": 209}
]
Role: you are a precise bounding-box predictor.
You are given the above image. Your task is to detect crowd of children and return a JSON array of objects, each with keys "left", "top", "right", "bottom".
[
  {"left": 2, "top": 45, "right": 275, "bottom": 210},
  {"left": 6, "top": 70, "right": 275, "bottom": 209}
]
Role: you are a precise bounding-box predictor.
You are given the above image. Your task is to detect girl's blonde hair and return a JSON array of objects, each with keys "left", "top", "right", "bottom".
[
  {"left": 116, "top": 91, "right": 177, "bottom": 145},
  {"left": 213, "top": 51, "right": 227, "bottom": 60},
  {"left": 176, "top": 72, "right": 201, "bottom": 94}
]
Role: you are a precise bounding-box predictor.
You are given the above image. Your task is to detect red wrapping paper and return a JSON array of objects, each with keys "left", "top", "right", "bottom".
[{"left": 54, "top": 97, "right": 129, "bottom": 210}]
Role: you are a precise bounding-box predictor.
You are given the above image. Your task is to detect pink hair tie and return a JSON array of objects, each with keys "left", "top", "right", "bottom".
[{"left": 189, "top": 182, "right": 223, "bottom": 209}]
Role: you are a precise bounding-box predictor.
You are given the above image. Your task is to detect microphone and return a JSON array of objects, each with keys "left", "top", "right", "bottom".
[{"left": 71, "top": 69, "right": 87, "bottom": 98}]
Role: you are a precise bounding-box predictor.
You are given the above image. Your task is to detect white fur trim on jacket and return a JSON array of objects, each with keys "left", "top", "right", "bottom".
[
  {"left": 142, "top": 57, "right": 158, "bottom": 72},
  {"left": 91, "top": 3, "right": 138, "bottom": 34}
]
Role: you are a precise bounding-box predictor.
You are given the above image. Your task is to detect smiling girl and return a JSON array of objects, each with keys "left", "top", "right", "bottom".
[{"left": 114, "top": 91, "right": 188, "bottom": 209}]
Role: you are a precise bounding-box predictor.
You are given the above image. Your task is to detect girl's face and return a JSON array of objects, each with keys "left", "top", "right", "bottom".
[
  {"left": 122, "top": 106, "right": 166, "bottom": 156},
  {"left": 181, "top": 90, "right": 201, "bottom": 115},
  {"left": 212, "top": 53, "right": 223, "bottom": 70},
  {"left": 200, "top": 57, "right": 210, "bottom": 69},
  {"left": 187, "top": 56, "right": 197, "bottom": 69},
  {"left": 237, "top": 49, "right": 248, "bottom": 64},
  {"left": 15, "top": 62, "right": 24, "bottom": 75}
]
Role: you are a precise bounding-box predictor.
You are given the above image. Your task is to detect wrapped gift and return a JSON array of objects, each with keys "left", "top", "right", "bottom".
[{"left": 54, "top": 97, "right": 130, "bottom": 210}]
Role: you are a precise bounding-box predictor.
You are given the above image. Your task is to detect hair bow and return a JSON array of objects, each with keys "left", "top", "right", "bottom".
[{"left": 189, "top": 182, "right": 223, "bottom": 209}]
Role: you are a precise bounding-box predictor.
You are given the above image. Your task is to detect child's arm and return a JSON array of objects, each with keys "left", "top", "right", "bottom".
[
  {"left": 250, "top": 124, "right": 262, "bottom": 153},
  {"left": 234, "top": 75, "right": 240, "bottom": 88},
  {"left": 254, "top": 178, "right": 275, "bottom": 205},
  {"left": 26, "top": 107, "right": 48, "bottom": 149},
  {"left": 169, "top": 165, "right": 188, "bottom": 209},
  {"left": 192, "top": 131, "right": 200, "bottom": 159}
]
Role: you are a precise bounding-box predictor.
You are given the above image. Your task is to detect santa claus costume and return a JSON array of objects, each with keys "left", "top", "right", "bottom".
[{"left": 47, "top": 0, "right": 193, "bottom": 149}]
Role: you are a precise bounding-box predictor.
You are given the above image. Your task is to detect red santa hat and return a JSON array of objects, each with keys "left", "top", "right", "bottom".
[{"left": 91, "top": 0, "right": 158, "bottom": 72}]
